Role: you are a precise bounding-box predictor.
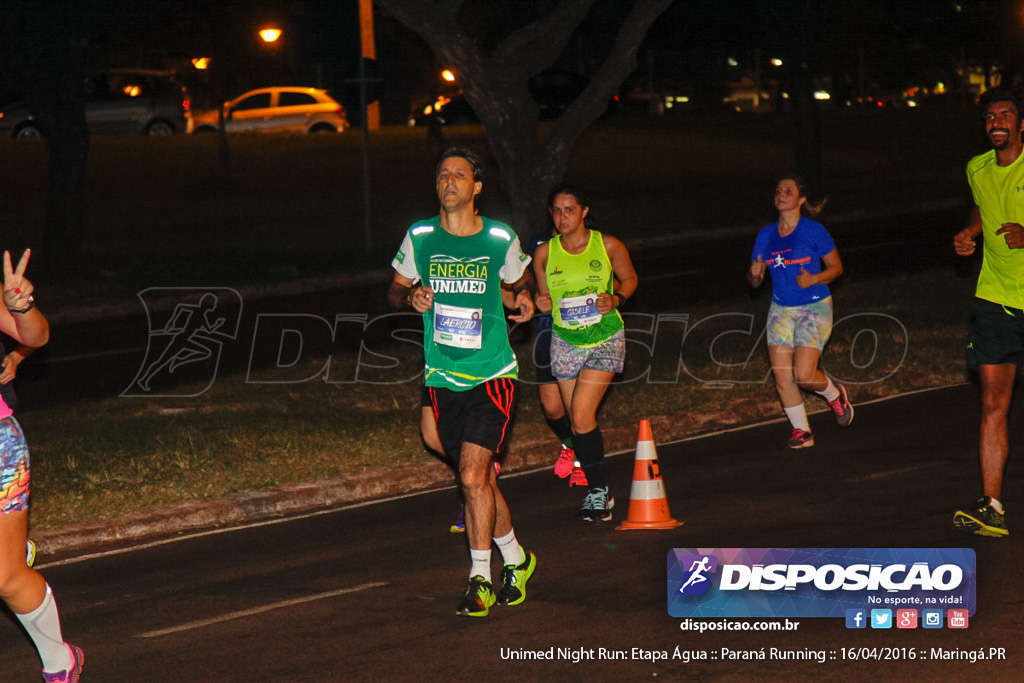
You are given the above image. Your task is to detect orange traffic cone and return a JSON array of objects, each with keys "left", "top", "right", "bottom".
[{"left": 616, "top": 419, "right": 684, "bottom": 530}]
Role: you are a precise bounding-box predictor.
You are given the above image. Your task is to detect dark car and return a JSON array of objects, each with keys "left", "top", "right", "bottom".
[
  {"left": 0, "top": 69, "right": 191, "bottom": 139},
  {"left": 408, "top": 70, "right": 590, "bottom": 127},
  {"left": 407, "top": 93, "right": 478, "bottom": 127}
]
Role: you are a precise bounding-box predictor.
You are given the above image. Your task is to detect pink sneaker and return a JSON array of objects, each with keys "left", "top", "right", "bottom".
[
  {"left": 553, "top": 447, "right": 575, "bottom": 478},
  {"left": 42, "top": 644, "right": 83, "bottom": 683},
  {"left": 568, "top": 465, "right": 589, "bottom": 487}
]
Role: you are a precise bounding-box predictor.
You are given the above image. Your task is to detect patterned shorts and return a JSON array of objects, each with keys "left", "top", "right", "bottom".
[
  {"left": 0, "top": 417, "right": 30, "bottom": 514},
  {"left": 767, "top": 298, "right": 833, "bottom": 350},
  {"left": 550, "top": 328, "right": 626, "bottom": 380}
]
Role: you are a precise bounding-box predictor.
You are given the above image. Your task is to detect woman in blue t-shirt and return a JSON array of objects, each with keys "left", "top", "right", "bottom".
[{"left": 747, "top": 175, "right": 853, "bottom": 449}]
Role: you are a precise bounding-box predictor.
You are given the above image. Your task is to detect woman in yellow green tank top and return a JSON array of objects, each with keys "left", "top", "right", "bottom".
[{"left": 533, "top": 184, "right": 637, "bottom": 522}]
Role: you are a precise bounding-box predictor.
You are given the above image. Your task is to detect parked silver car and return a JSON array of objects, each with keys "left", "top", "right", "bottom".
[
  {"left": 0, "top": 69, "right": 191, "bottom": 139},
  {"left": 191, "top": 87, "right": 348, "bottom": 134}
]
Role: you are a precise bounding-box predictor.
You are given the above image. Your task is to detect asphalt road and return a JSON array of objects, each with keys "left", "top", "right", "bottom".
[{"left": 1, "top": 382, "right": 1019, "bottom": 681}]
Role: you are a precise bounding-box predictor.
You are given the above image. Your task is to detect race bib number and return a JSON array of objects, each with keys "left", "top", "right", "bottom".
[
  {"left": 433, "top": 302, "right": 483, "bottom": 349},
  {"left": 558, "top": 294, "right": 601, "bottom": 328}
]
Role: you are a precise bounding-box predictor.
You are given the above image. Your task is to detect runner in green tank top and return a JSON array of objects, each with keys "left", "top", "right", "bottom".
[
  {"left": 389, "top": 148, "right": 538, "bottom": 616},
  {"left": 533, "top": 184, "right": 638, "bottom": 522}
]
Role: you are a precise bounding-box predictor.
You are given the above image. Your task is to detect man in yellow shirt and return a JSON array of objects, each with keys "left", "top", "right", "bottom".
[{"left": 953, "top": 87, "right": 1024, "bottom": 537}]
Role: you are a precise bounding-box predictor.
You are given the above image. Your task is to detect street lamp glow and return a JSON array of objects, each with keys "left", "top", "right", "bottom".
[
  {"left": 770, "top": 58, "right": 783, "bottom": 67},
  {"left": 191, "top": 57, "right": 211, "bottom": 70},
  {"left": 259, "top": 27, "right": 282, "bottom": 43},
  {"left": 441, "top": 69, "right": 456, "bottom": 82}
]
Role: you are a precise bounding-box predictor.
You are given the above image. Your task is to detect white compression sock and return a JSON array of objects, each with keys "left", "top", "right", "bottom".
[
  {"left": 15, "top": 585, "right": 73, "bottom": 674},
  {"left": 784, "top": 403, "right": 811, "bottom": 432},
  {"left": 493, "top": 529, "right": 525, "bottom": 566}
]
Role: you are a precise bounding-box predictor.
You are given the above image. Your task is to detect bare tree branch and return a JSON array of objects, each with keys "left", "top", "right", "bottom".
[{"left": 493, "top": 0, "right": 595, "bottom": 77}]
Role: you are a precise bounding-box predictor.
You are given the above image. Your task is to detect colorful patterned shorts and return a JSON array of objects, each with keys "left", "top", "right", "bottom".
[
  {"left": 550, "top": 328, "right": 626, "bottom": 380},
  {"left": 0, "top": 417, "right": 30, "bottom": 514},
  {"left": 767, "top": 298, "right": 833, "bottom": 350}
]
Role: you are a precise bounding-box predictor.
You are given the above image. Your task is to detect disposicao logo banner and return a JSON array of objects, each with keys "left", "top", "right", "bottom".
[{"left": 667, "top": 548, "right": 976, "bottom": 618}]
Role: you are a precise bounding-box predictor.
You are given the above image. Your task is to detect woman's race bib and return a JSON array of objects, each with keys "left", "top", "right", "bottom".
[
  {"left": 433, "top": 302, "right": 483, "bottom": 349},
  {"left": 558, "top": 293, "right": 601, "bottom": 328}
]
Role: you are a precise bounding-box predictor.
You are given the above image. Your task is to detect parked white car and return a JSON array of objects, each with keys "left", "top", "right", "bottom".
[{"left": 192, "top": 87, "right": 348, "bottom": 134}]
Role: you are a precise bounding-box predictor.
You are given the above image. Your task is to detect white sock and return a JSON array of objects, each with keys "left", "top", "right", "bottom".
[
  {"left": 15, "top": 585, "right": 73, "bottom": 674},
  {"left": 817, "top": 378, "right": 840, "bottom": 403},
  {"left": 784, "top": 403, "right": 810, "bottom": 432},
  {"left": 470, "top": 549, "right": 492, "bottom": 584},
  {"left": 493, "top": 529, "right": 525, "bottom": 567},
  {"left": 989, "top": 497, "right": 1005, "bottom": 514}
]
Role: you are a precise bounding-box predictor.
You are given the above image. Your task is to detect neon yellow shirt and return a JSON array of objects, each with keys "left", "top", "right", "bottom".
[
  {"left": 546, "top": 230, "right": 623, "bottom": 347},
  {"left": 967, "top": 149, "right": 1024, "bottom": 308}
]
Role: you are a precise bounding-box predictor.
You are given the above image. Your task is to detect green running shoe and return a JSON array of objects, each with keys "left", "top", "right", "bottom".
[
  {"left": 456, "top": 576, "right": 496, "bottom": 617},
  {"left": 497, "top": 550, "right": 536, "bottom": 606},
  {"left": 954, "top": 496, "right": 1008, "bottom": 537}
]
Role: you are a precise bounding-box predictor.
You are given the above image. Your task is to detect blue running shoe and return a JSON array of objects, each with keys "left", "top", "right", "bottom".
[{"left": 450, "top": 505, "right": 466, "bottom": 534}]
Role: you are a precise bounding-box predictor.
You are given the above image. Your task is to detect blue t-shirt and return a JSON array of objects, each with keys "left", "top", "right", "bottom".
[{"left": 750, "top": 216, "right": 836, "bottom": 306}]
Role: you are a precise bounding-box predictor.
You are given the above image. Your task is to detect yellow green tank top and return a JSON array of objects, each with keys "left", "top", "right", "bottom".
[{"left": 546, "top": 229, "right": 623, "bottom": 347}]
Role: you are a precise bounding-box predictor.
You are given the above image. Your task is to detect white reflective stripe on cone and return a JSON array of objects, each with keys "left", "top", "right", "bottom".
[
  {"left": 628, "top": 478, "right": 667, "bottom": 500},
  {"left": 635, "top": 441, "right": 657, "bottom": 460}
]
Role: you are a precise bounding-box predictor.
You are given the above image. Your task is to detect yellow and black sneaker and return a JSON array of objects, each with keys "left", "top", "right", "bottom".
[
  {"left": 456, "top": 576, "right": 496, "bottom": 617},
  {"left": 953, "top": 496, "right": 1008, "bottom": 537},
  {"left": 496, "top": 550, "right": 537, "bottom": 606}
]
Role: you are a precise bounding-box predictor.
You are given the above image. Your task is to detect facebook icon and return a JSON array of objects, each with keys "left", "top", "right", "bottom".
[{"left": 845, "top": 609, "right": 866, "bottom": 629}]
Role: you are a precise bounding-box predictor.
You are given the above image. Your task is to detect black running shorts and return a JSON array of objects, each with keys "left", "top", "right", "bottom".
[
  {"left": 428, "top": 378, "right": 517, "bottom": 461},
  {"left": 967, "top": 297, "right": 1024, "bottom": 369}
]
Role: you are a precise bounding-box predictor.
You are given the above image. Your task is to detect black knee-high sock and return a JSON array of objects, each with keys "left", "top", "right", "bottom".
[
  {"left": 573, "top": 427, "right": 605, "bottom": 489},
  {"left": 545, "top": 414, "right": 574, "bottom": 448}
]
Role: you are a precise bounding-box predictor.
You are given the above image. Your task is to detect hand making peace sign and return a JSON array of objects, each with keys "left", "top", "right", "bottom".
[{"left": 3, "top": 249, "right": 35, "bottom": 312}]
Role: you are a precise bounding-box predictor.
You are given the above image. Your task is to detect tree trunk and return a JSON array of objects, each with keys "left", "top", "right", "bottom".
[
  {"left": 41, "top": 108, "right": 90, "bottom": 279},
  {"left": 377, "top": 0, "right": 674, "bottom": 240}
]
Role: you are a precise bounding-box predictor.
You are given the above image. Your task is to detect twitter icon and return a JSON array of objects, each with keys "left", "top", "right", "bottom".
[{"left": 870, "top": 609, "right": 892, "bottom": 629}]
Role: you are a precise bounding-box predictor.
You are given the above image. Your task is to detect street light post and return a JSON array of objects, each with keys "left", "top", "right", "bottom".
[{"left": 358, "top": 0, "right": 378, "bottom": 252}]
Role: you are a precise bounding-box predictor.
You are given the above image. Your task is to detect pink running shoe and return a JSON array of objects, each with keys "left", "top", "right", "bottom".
[
  {"left": 42, "top": 644, "right": 83, "bottom": 683},
  {"left": 787, "top": 428, "right": 814, "bottom": 449},
  {"left": 568, "top": 465, "right": 589, "bottom": 487},
  {"left": 553, "top": 447, "right": 575, "bottom": 478}
]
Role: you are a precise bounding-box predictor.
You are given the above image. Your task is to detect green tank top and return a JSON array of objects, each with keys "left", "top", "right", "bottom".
[
  {"left": 394, "top": 216, "right": 530, "bottom": 390},
  {"left": 546, "top": 229, "right": 623, "bottom": 347}
]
